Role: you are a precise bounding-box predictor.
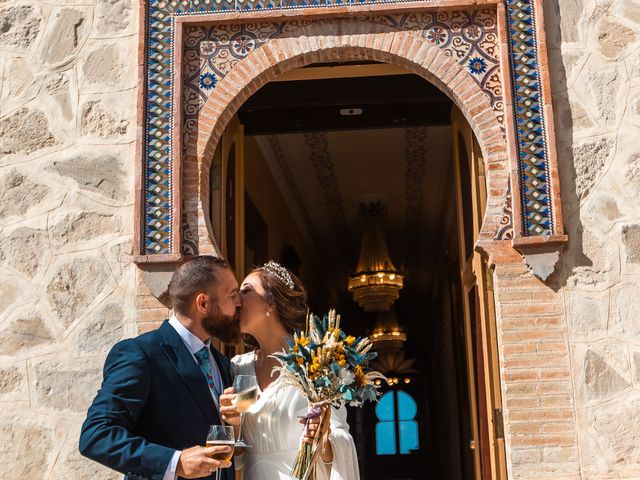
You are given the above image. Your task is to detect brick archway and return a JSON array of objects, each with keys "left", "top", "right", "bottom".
[
  {"left": 183, "top": 17, "right": 509, "bottom": 255},
  {"left": 134, "top": 10, "right": 580, "bottom": 478}
]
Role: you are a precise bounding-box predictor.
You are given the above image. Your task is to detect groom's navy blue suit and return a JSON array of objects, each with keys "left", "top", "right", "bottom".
[{"left": 79, "top": 320, "right": 234, "bottom": 480}]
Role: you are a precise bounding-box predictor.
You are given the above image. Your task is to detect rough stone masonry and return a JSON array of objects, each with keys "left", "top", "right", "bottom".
[{"left": 0, "top": 1, "right": 135, "bottom": 478}]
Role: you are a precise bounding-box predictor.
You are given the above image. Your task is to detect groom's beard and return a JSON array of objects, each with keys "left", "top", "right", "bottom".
[{"left": 202, "top": 306, "right": 241, "bottom": 344}]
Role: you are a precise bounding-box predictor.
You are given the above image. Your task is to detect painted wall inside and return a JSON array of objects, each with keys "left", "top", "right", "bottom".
[{"left": 243, "top": 135, "right": 329, "bottom": 307}]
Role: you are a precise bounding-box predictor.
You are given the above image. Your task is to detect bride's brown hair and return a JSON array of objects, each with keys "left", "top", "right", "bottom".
[{"left": 252, "top": 264, "right": 308, "bottom": 334}]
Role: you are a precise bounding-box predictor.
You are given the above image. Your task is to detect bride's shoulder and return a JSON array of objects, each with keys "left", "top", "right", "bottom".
[{"left": 230, "top": 350, "right": 255, "bottom": 374}]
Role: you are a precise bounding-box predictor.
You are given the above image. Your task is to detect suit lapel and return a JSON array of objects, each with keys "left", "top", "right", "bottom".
[{"left": 158, "top": 321, "right": 219, "bottom": 425}]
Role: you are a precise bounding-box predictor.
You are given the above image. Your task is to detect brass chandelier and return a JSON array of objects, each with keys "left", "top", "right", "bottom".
[{"left": 348, "top": 202, "right": 404, "bottom": 312}]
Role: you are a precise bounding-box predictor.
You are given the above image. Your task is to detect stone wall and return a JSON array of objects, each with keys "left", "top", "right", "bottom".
[
  {"left": 0, "top": 1, "right": 137, "bottom": 478},
  {"left": 545, "top": 0, "right": 640, "bottom": 477},
  {"left": 491, "top": 1, "right": 640, "bottom": 477}
]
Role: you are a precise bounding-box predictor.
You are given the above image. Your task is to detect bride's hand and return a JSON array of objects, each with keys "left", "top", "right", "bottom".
[
  {"left": 301, "top": 415, "right": 333, "bottom": 462},
  {"left": 300, "top": 415, "right": 331, "bottom": 445},
  {"left": 219, "top": 387, "right": 241, "bottom": 427}
]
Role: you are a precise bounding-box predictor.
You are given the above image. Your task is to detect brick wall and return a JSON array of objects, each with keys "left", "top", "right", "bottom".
[{"left": 494, "top": 262, "right": 580, "bottom": 478}]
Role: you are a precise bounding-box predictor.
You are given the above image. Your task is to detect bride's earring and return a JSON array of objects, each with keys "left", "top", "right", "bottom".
[{"left": 266, "top": 310, "right": 270, "bottom": 317}]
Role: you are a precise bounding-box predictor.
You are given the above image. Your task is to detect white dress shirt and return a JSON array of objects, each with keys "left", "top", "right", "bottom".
[{"left": 163, "top": 315, "right": 225, "bottom": 480}]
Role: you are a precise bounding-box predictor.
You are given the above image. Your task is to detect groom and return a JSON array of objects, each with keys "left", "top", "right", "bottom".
[{"left": 80, "top": 256, "right": 240, "bottom": 480}]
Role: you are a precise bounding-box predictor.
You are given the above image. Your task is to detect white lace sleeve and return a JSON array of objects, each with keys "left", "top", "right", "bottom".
[{"left": 315, "top": 406, "right": 360, "bottom": 480}]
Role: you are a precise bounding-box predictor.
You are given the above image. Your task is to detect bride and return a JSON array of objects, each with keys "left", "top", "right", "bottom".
[{"left": 219, "top": 261, "right": 360, "bottom": 480}]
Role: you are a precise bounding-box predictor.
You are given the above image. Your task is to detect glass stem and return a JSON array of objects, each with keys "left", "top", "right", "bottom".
[{"left": 238, "top": 413, "right": 244, "bottom": 443}]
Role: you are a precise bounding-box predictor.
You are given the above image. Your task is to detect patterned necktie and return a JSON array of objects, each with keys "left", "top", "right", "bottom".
[{"left": 194, "top": 346, "right": 220, "bottom": 403}]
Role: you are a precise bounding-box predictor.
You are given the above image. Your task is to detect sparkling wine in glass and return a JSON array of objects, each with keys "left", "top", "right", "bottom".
[
  {"left": 232, "top": 374, "right": 258, "bottom": 448},
  {"left": 206, "top": 425, "right": 235, "bottom": 480}
]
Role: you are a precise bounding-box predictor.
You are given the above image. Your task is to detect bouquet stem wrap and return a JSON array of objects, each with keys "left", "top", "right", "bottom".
[{"left": 292, "top": 404, "right": 331, "bottom": 480}]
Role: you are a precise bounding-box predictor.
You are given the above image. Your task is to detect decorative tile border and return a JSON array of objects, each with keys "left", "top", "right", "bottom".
[
  {"left": 182, "top": 9, "right": 503, "bottom": 144},
  {"left": 138, "top": 0, "right": 560, "bottom": 257},
  {"left": 178, "top": 8, "right": 503, "bottom": 253},
  {"left": 370, "top": 10, "right": 503, "bottom": 124},
  {"left": 497, "top": 186, "right": 513, "bottom": 239},
  {"left": 505, "top": 0, "right": 552, "bottom": 236},
  {"left": 182, "top": 22, "right": 289, "bottom": 148}
]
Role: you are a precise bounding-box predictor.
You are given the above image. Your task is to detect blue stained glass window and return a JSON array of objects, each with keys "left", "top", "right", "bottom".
[
  {"left": 399, "top": 420, "right": 419, "bottom": 453},
  {"left": 375, "top": 390, "right": 419, "bottom": 455},
  {"left": 376, "top": 421, "right": 397, "bottom": 455},
  {"left": 376, "top": 390, "right": 395, "bottom": 421},
  {"left": 397, "top": 390, "right": 417, "bottom": 420}
]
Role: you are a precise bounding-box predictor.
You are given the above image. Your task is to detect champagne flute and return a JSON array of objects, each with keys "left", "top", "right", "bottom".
[
  {"left": 232, "top": 374, "right": 259, "bottom": 448},
  {"left": 206, "top": 424, "right": 235, "bottom": 480}
]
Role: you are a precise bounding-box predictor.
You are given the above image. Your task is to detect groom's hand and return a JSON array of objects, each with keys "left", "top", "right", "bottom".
[
  {"left": 176, "top": 445, "right": 232, "bottom": 478},
  {"left": 219, "top": 387, "right": 241, "bottom": 428}
]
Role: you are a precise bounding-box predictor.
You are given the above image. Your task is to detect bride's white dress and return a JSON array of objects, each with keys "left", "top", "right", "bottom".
[{"left": 231, "top": 352, "right": 360, "bottom": 480}]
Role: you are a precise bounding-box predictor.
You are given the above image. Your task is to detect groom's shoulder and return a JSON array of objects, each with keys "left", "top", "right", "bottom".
[
  {"left": 107, "top": 320, "right": 168, "bottom": 359},
  {"left": 135, "top": 321, "right": 167, "bottom": 345}
]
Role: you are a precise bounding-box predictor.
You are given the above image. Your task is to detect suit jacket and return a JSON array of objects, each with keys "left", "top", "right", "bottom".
[{"left": 79, "top": 320, "right": 234, "bottom": 480}]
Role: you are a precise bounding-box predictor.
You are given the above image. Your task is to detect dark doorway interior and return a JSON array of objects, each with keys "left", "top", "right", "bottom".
[{"left": 234, "top": 62, "right": 481, "bottom": 480}]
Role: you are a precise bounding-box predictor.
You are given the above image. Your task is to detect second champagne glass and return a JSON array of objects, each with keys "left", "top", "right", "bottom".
[
  {"left": 232, "top": 374, "right": 259, "bottom": 448},
  {"left": 206, "top": 424, "right": 235, "bottom": 480}
]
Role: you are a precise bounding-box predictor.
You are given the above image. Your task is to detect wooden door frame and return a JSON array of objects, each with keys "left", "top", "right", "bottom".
[
  {"left": 219, "top": 115, "right": 246, "bottom": 280},
  {"left": 212, "top": 115, "right": 246, "bottom": 356},
  {"left": 451, "top": 106, "right": 507, "bottom": 480}
]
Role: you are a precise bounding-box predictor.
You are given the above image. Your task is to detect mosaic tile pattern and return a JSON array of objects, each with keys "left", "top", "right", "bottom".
[
  {"left": 183, "top": 9, "right": 503, "bottom": 142},
  {"left": 372, "top": 10, "right": 502, "bottom": 124},
  {"left": 182, "top": 22, "right": 296, "bottom": 148},
  {"left": 497, "top": 187, "right": 514, "bottom": 240},
  {"left": 178, "top": 9, "right": 505, "bottom": 251},
  {"left": 142, "top": 0, "right": 551, "bottom": 254},
  {"left": 505, "top": 0, "right": 552, "bottom": 236}
]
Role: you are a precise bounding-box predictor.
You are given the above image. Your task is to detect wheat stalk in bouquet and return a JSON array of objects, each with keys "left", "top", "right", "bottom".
[{"left": 271, "top": 310, "right": 387, "bottom": 480}]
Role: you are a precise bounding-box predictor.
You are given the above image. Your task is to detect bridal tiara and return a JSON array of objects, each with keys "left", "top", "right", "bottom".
[{"left": 262, "top": 260, "right": 295, "bottom": 290}]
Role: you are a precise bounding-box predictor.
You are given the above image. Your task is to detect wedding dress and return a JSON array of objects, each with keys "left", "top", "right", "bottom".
[{"left": 231, "top": 352, "right": 360, "bottom": 480}]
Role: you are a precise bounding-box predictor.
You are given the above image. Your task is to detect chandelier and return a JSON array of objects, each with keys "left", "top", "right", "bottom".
[
  {"left": 370, "top": 310, "right": 416, "bottom": 383},
  {"left": 348, "top": 202, "right": 404, "bottom": 312}
]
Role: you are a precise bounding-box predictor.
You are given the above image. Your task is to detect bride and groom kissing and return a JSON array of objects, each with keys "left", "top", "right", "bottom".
[{"left": 79, "top": 256, "right": 359, "bottom": 480}]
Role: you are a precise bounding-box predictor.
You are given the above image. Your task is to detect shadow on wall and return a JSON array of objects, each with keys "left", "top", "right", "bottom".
[{"left": 542, "top": 0, "right": 588, "bottom": 292}]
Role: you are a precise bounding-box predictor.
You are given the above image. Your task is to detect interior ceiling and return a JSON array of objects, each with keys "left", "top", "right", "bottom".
[
  {"left": 254, "top": 126, "right": 453, "bottom": 301},
  {"left": 240, "top": 69, "right": 455, "bottom": 306},
  {"left": 239, "top": 72, "right": 451, "bottom": 135}
]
